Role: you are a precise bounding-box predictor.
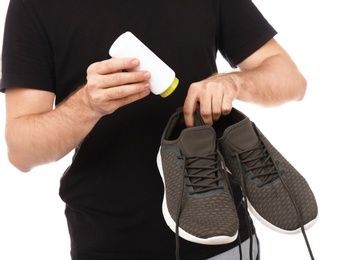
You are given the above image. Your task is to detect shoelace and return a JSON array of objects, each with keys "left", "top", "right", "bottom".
[
  {"left": 234, "top": 139, "right": 315, "bottom": 260},
  {"left": 174, "top": 150, "right": 239, "bottom": 260},
  {"left": 240, "top": 142, "right": 279, "bottom": 186},
  {"left": 182, "top": 152, "right": 224, "bottom": 194}
]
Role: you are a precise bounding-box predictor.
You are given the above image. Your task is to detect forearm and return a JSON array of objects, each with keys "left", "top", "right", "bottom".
[
  {"left": 233, "top": 52, "right": 307, "bottom": 106},
  {"left": 6, "top": 87, "right": 101, "bottom": 172},
  {"left": 183, "top": 39, "right": 307, "bottom": 126},
  {"left": 5, "top": 58, "right": 151, "bottom": 172}
]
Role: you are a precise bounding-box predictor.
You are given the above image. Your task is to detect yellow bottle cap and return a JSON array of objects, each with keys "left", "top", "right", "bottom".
[{"left": 160, "top": 77, "right": 179, "bottom": 98}]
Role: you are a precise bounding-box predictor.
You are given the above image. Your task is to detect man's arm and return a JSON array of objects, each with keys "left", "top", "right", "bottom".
[
  {"left": 5, "top": 58, "right": 151, "bottom": 172},
  {"left": 183, "top": 39, "right": 307, "bottom": 126}
]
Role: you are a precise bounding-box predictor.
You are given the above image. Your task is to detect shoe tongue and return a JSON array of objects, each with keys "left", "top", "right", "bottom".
[
  {"left": 225, "top": 118, "right": 277, "bottom": 183},
  {"left": 225, "top": 118, "right": 259, "bottom": 150},
  {"left": 179, "top": 126, "right": 216, "bottom": 156}
]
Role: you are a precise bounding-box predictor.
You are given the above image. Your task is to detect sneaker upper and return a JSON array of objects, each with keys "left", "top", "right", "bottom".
[
  {"left": 158, "top": 109, "right": 239, "bottom": 244},
  {"left": 215, "top": 108, "right": 318, "bottom": 233}
]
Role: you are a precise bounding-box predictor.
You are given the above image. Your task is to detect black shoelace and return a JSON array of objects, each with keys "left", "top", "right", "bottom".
[{"left": 234, "top": 140, "right": 315, "bottom": 260}]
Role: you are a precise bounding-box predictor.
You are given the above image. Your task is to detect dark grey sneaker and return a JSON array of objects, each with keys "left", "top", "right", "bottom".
[
  {"left": 157, "top": 108, "right": 239, "bottom": 245},
  {"left": 214, "top": 108, "right": 318, "bottom": 234}
]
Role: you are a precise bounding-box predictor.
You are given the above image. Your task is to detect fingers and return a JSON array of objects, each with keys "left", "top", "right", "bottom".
[
  {"left": 104, "top": 81, "right": 150, "bottom": 101},
  {"left": 184, "top": 75, "right": 237, "bottom": 127},
  {"left": 86, "top": 71, "right": 151, "bottom": 93},
  {"left": 85, "top": 80, "right": 151, "bottom": 116},
  {"left": 183, "top": 99, "right": 199, "bottom": 127},
  {"left": 87, "top": 58, "right": 150, "bottom": 88},
  {"left": 88, "top": 57, "right": 141, "bottom": 75},
  {"left": 84, "top": 58, "right": 152, "bottom": 115},
  {"left": 102, "top": 84, "right": 151, "bottom": 113}
]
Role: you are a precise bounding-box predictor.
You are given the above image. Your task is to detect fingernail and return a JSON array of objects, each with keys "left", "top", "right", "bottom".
[
  {"left": 143, "top": 71, "right": 151, "bottom": 79},
  {"left": 132, "top": 59, "right": 140, "bottom": 66},
  {"left": 144, "top": 81, "right": 150, "bottom": 89}
]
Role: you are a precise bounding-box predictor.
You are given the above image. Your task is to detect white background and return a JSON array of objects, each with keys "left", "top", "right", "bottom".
[{"left": 0, "top": 0, "right": 357, "bottom": 259}]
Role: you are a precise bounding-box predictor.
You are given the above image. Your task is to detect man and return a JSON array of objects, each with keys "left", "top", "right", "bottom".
[{"left": 1, "top": 0, "right": 306, "bottom": 259}]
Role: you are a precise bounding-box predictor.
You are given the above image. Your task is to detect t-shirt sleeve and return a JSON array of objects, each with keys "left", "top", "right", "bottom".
[
  {"left": 218, "top": 0, "right": 277, "bottom": 67},
  {"left": 0, "top": 0, "right": 55, "bottom": 93}
]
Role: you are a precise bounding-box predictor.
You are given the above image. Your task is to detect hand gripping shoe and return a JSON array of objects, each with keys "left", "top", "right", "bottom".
[
  {"left": 157, "top": 108, "right": 239, "bottom": 246},
  {"left": 214, "top": 108, "right": 318, "bottom": 234}
]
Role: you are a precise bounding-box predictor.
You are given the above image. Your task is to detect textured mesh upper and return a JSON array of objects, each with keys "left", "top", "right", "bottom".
[
  {"left": 162, "top": 148, "right": 238, "bottom": 238},
  {"left": 216, "top": 109, "right": 318, "bottom": 232}
]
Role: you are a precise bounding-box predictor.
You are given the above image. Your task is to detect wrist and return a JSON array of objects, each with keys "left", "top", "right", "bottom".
[
  {"left": 67, "top": 85, "right": 103, "bottom": 123},
  {"left": 226, "top": 70, "right": 245, "bottom": 99}
]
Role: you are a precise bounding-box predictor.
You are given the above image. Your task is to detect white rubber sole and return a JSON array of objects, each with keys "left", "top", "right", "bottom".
[
  {"left": 226, "top": 166, "right": 318, "bottom": 234},
  {"left": 246, "top": 196, "right": 318, "bottom": 234}
]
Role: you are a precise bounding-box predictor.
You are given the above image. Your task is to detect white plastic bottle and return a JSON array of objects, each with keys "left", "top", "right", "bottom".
[{"left": 109, "top": 31, "right": 179, "bottom": 98}]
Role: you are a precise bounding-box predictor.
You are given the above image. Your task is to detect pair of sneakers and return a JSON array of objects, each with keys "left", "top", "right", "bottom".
[{"left": 157, "top": 107, "right": 318, "bottom": 255}]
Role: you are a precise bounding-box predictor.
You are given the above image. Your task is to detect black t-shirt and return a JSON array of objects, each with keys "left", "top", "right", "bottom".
[{"left": 1, "top": 0, "right": 276, "bottom": 259}]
